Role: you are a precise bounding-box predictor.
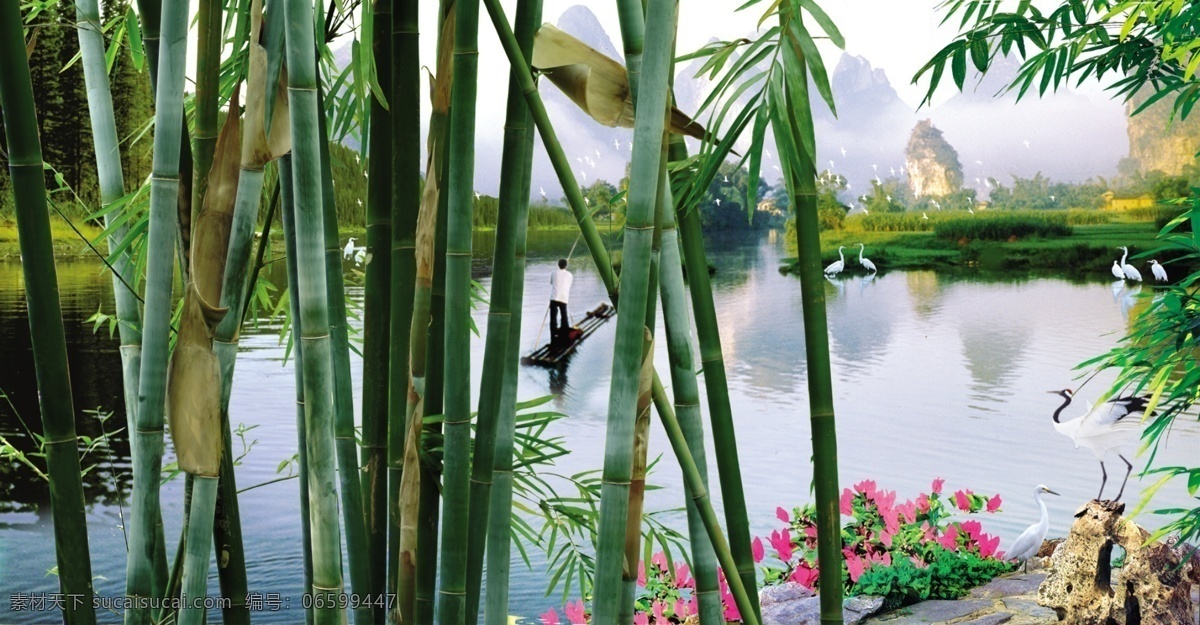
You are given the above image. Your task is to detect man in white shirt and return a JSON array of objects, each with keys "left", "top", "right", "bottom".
[{"left": 549, "top": 258, "right": 573, "bottom": 345}]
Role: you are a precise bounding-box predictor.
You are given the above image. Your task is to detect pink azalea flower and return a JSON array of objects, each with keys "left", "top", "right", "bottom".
[
  {"left": 986, "top": 494, "right": 1002, "bottom": 512},
  {"left": 879, "top": 526, "right": 894, "bottom": 548},
  {"left": 932, "top": 478, "right": 945, "bottom": 494},
  {"left": 790, "top": 563, "right": 819, "bottom": 589},
  {"left": 769, "top": 528, "right": 793, "bottom": 563},
  {"left": 840, "top": 488, "right": 855, "bottom": 516},
  {"left": 651, "top": 551, "right": 669, "bottom": 571},
  {"left": 876, "top": 489, "right": 896, "bottom": 511},
  {"left": 882, "top": 505, "right": 900, "bottom": 536},
  {"left": 896, "top": 500, "right": 917, "bottom": 523},
  {"left": 541, "top": 608, "right": 561, "bottom": 625},
  {"left": 637, "top": 561, "right": 646, "bottom": 587},
  {"left": 633, "top": 613, "right": 649, "bottom": 625},
  {"left": 845, "top": 552, "right": 867, "bottom": 582},
  {"left": 995, "top": 550, "right": 1006, "bottom": 560},
  {"left": 652, "top": 601, "right": 667, "bottom": 625},
  {"left": 675, "top": 598, "right": 691, "bottom": 620},
  {"left": 777, "top": 506, "right": 791, "bottom": 523},
  {"left": 804, "top": 526, "right": 817, "bottom": 540},
  {"left": 721, "top": 587, "right": 741, "bottom": 622},
  {"left": 938, "top": 524, "right": 959, "bottom": 550},
  {"left": 674, "top": 563, "right": 693, "bottom": 589},
  {"left": 909, "top": 555, "right": 928, "bottom": 569},
  {"left": 954, "top": 489, "right": 974, "bottom": 512},
  {"left": 565, "top": 600, "right": 587, "bottom": 625},
  {"left": 979, "top": 533, "right": 1001, "bottom": 559},
  {"left": 916, "top": 493, "right": 931, "bottom": 513},
  {"left": 752, "top": 536, "right": 765, "bottom": 563},
  {"left": 920, "top": 521, "right": 936, "bottom": 543},
  {"left": 960, "top": 520, "right": 982, "bottom": 541}
]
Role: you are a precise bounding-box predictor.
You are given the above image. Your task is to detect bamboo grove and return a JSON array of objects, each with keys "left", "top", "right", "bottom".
[{"left": 1, "top": 0, "right": 847, "bottom": 623}]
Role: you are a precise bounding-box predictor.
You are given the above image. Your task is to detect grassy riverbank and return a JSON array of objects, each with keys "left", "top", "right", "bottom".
[{"left": 788, "top": 212, "right": 1190, "bottom": 277}]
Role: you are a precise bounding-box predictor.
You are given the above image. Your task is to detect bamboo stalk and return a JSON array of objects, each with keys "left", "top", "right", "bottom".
[
  {"left": 0, "top": 7, "right": 96, "bottom": 623},
  {"left": 436, "top": 0, "right": 481, "bottom": 619},
  {"left": 317, "top": 84, "right": 372, "bottom": 625},
  {"left": 620, "top": 330, "right": 656, "bottom": 622},
  {"left": 775, "top": 12, "right": 843, "bottom": 618},
  {"left": 388, "top": 0, "right": 422, "bottom": 599},
  {"left": 282, "top": 0, "right": 347, "bottom": 620},
  {"left": 661, "top": 136, "right": 721, "bottom": 625},
  {"left": 460, "top": 0, "right": 540, "bottom": 614},
  {"left": 591, "top": 0, "right": 676, "bottom": 618},
  {"left": 281, "top": 155, "right": 316, "bottom": 625},
  {"left": 650, "top": 374, "right": 759, "bottom": 625},
  {"left": 125, "top": 0, "right": 191, "bottom": 617},
  {"left": 362, "top": 0, "right": 394, "bottom": 608},
  {"left": 194, "top": 0, "right": 222, "bottom": 219},
  {"left": 671, "top": 139, "right": 761, "bottom": 622},
  {"left": 389, "top": 0, "right": 423, "bottom": 617},
  {"left": 178, "top": 477, "right": 218, "bottom": 625}
]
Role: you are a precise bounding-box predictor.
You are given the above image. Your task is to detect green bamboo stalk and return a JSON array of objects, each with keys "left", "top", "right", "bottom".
[
  {"left": 659, "top": 138, "right": 722, "bottom": 625},
  {"left": 178, "top": 476, "right": 218, "bottom": 625},
  {"left": 282, "top": 0, "right": 346, "bottom": 620},
  {"left": 0, "top": 8, "right": 96, "bottom": 623},
  {"left": 436, "top": 0, "right": 481, "bottom": 620},
  {"left": 73, "top": 0, "right": 142, "bottom": 462},
  {"left": 649, "top": 374, "right": 759, "bottom": 625},
  {"left": 481, "top": 38, "right": 538, "bottom": 616},
  {"left": 125, "top": 0, "right": 191, "bottom": 617},
  {"left": 318, "top": 84, "right": 372, "bottom": 625},
  {"left": 361, "top": 0, "right": 393, "bottom": 608},
  {"left": 775, "top": 14, "right": 842, "bottom": 618},
  {"left": 461, "top": 0, "right": 540, "bottom": 614},
  {"left": 194, "top": 0, "right": 222, "bottom": 217},
  {"left": 281, "top": 155, "right": 316, "bottom": 625},
  {"left": 388, "top": 0, "right": 421, "bottom": 612},
  {"left": 671, "top": 138, "right": 761, "bottom": 621},
  {"left": 620, "top": 331, "right": 655, "bottom": 623},
  {"left": 591, "top": 0, "right": 676, "bottom": 619}
]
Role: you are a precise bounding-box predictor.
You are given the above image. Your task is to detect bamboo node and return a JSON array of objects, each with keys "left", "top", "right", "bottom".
[
  {"left": 624, "top": 224, "right": 655, "bottom": 231},
  {"left": 150, "top": 174, "right": 182, "bottom": 182},
  {"left": 601, "top": 479, "right": 633, "bottom": 485},
  {"left": 300, "top": 333, "right": 332, "bottom": 341}
]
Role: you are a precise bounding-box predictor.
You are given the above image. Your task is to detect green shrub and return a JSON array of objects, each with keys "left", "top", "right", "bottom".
[
  {"left": 853, "top": 549, "right": 1014, "bottom": 610},
  {"left": 1065, "top": 209, "right": 1111, "bottom": 225},
  {"left": 1126, "top": 205, "right": 1180, "bottom": 222},
  {"left": 933, "top": 213, "right": 1071, "bottom": 241},
  {"left": 1153, "top": 207, "right": 1189, "bottom": 232}
]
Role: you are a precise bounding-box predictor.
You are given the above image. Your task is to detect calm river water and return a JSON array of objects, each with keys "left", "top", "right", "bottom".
[{"left": 0, "top": 230, "right": 1196, "bottom": 623}]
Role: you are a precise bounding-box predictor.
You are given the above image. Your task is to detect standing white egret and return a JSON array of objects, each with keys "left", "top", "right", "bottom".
[
  {"left": 1111, "top": 261, "right": 1124, "bottom": 280},
  {"left": 824, "top": 246, "right": 846, "bottom": 276},
  {"left": 856, "top": 243, "right": 877, "bottom": 273},
  {"left": 1006, "top": 485, "right": 1059, "bottom": 570},
  {"left": 1119, "top": 246, "right": 1142, "bottom": 281},
  {"left": 343, "top": 237, "right": 357, "bottom": 259},
  {"left": 1150, "top": 259, "right": 1168, "bottom": 282},
  {"left": 1048, "top": 389, "right": 1149, "bottom": 501}
]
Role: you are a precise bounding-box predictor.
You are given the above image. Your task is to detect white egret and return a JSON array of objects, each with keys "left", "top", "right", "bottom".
[
  {"left": 840, "top": 146, "right": 847, "bottom": 157},
  {"left": 967, "top": 206, "right": 975, "bottom": 215},
  {"left": 1023, "top": 139, "right": 1031, "bottom": 148},
  {"left": 613, "top": 139, "right": 620, "bottom": 150},
  {"left": 922, "top": 212, "right": 929, "bottom": 220},
  {"left": 540, "top": 186, "right": 547, "bottom": 199},
  {"left": 890, "top": 166, "right": 896, "bottom": 176},
  {"left": 343, "top": 237, "right": 358, "bottom": 259},
  {"left": 1006, "top": 485, "right": 1059, "bottom": 570},
  {"left": 1150, "top": 259, "right": 1168, "bottom": 282},
  {"left": 829, "top": 160, "right": 835, "bottom": 170},
  {"left": 724, "top": 174, "right": 730, "bottom": 183},
  {"left": 715, "top": 199, "right": 721, "bottom": 206},
  {"left": 886, "top": 194, "right": 892, "bottom": 202},
  {"left": 872, "top": 163, "right": 878, "bottom": 172},
  {"left": 856, "top": 243, "right": 877, "bottom": 273},
  {"left": 1111, "top": 261, "right": 1124, "bottom": 280},
  {"left": 824, "top": 246, "right": 846, "bottom": 276},
  {"left": 975, "top": 160, "right": 983, "bottom": 165},
  {"left": 862, "top": 207, "right": 869, "bottom": 215},
  {"left": 475, "top": 191, "right": 481, "bottom": 200},
  {"left": 594, "top": 148, "right": 601, "bottom": 159},
  {"left": 1048, "top": 389, "right": 1149, "bottom": 501},
  {"left": 1118, "top": 246, "right": 1142, "bottom": 281}
]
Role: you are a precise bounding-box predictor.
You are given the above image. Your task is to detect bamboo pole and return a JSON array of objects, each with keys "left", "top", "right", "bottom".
[
  {"left": 282, "top": 0, "right": 347, "bottom": 620},
  {"left": 388, "top": 0, "right": 422, "bottom": 597},
  {"left": 0, "top": 7, "right": 97, "bottom": 623},
  {"left": 661, "top": 137, "right": 721, "bottom": 625},
  {"left": 281, "top": 155, "right": 316, "bottom": 625},
  {"left": 775, "top": 11, "right": 843, "bottom": 618},
  {"left": 318, "top": 85, "right": 372, "bottom": 625},
  {"left": 362, "top": 0, "right": 393, "bottom": 608},
  {"left": 436, "top": 0, "right": 481, "bottom": 619},
  {"left": 460, "top": 0, "right": 541, "bottom": 613},
  {"left": 194, "top": 0, "right": 222, "bottom": 218},
  {"left": 671, "top": 139, "right": 761, "bottom": 623},
  {"left": 125, "top": 0, "right": 191, "bottom": 617}
]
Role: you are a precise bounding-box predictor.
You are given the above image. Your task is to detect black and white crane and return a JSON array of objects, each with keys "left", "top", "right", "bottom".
[{"left": 1048, "top": 388, "right": 1148, "bottom": 501}]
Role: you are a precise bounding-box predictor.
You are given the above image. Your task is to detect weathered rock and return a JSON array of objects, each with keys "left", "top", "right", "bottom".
[
  {"left": 997, "top": 598, "right": 1056, "bottom": 621},
  {"left": 969, "top": 573, "right": 1045, "bottom": 599},
  {"left": 959, "top": 613, "right": 1012, "bottom": 625},
  {"left": 904, "top": 119, "right": 963, "bottom": 199},
  {"left": 1037, "top": 499, "right": 1193, "bottom": 624},
  {"left": 870, "top": 599, "right": 992, "bottom": 623},
  {"left": 758, "top": 584, "right": 882, "bottom": 625}
]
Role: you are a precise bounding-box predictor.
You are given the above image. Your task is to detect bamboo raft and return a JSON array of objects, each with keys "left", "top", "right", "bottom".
[{"left": 521, "top": 302, "right": 615, "bottom": 367}]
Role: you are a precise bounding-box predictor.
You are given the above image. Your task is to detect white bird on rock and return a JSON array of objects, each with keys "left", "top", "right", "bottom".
[
  {"left": 1048, "top": 389, "right": 1149, "bottom": 501},
  {"left": 1006, "top": 485, "right": 1059, "bottom": 571}
]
